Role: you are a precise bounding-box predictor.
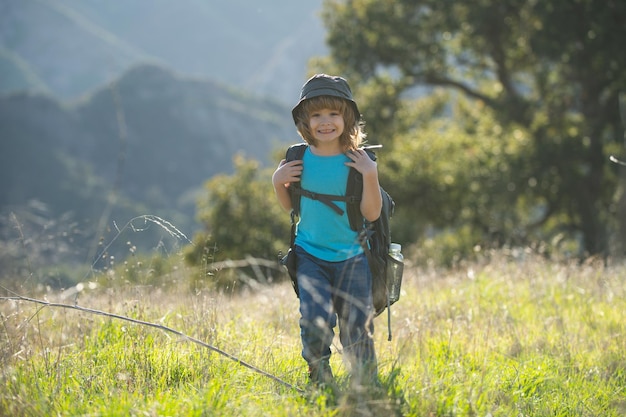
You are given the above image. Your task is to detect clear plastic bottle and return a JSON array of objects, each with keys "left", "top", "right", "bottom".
[{"left": 387, "top": 243, "right": 404, "bottom": 303}]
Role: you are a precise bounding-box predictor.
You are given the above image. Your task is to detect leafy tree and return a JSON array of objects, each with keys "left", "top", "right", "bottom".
[
  {"left": 370, "top": 90, "right": 538, "bottom": 264},
  {"left": 185, "top": 155, "right": 290, "bottom": 285},
  {"left": 321, "top": 0, "right": 626, "bottom": 258}
]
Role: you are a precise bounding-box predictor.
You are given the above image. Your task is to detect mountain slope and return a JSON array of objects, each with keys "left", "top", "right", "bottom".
[
  {"left": 0, "top": 64, "right": 295, "bottom": 254},
  {"left": 0, "top": 0, "right": 326, "bottom": 102},
  {"left": 0, "top": 0, "right": 148, "bottom": 98},
  {"left": 75, "top": 64, "right": 294, "bottom": 211}
]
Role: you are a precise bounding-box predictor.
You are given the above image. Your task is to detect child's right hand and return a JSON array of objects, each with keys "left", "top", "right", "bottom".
[{"left": 272, "top": 159, "right": 303, "bottom": 188}]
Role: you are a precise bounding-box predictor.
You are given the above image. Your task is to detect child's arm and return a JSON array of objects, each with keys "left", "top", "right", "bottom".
[
  {"left": 272, "top": 159, "right": 303, "bottom": 212},
  {"left": 346, "top": 149, "right": 382, "bottom": 221}
]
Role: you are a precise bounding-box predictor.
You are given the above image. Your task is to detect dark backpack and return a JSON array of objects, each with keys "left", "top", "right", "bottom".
[{"left": 280, "top": 143, "right": 402, "bottom": 338}]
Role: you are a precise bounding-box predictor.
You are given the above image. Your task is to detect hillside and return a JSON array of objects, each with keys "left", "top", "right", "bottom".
[
  {"left": 0, "top": 64, "right": 296, "bottom": 269},
  {"left": 74, "top": 64, "right": 294, "bottom": 208},
  {"left": 0, "top": 0, "right": 326, "bottom": 102},
  {"left": 0, "top": 0, "right": 326, "bottom": 276}
]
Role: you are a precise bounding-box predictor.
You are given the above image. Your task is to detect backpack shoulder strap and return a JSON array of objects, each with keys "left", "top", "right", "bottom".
[
  {"left": 285, "top": 143, "right": 307, "bottom": 218},
  {"left": 285, "top": 143, "right": 308, "bottom": 162},
  {"left": 345, "top": 147, "right": 378, "bottom": 231},
  {"left": 363, "top": 147, "right": 378, "bottom": 162}
]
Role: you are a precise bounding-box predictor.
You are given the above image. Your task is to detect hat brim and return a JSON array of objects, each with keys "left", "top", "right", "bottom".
[{"left": 291, "top": 92, "right": 360, "bottom": 124}]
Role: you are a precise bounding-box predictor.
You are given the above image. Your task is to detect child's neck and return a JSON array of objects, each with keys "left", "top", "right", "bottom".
[{"left": 310, "top": 142, "right": 343, "bottom": 156}]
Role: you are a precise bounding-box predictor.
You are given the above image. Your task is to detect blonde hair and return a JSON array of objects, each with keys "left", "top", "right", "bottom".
[{"left": 294, "top": 96, "right": 366, "bottom": 151}]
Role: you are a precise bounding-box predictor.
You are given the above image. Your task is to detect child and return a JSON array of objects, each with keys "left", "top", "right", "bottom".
[{"left": 272, "top": 74, "right": 382, "bottom": 387}]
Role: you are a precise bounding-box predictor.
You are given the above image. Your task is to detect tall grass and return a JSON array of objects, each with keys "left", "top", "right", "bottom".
[{"left": 1, "top": 251, "right": 625, "bottom": 416}]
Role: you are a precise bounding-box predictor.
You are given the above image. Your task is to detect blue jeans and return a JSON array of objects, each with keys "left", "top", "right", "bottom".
[{"left": 295, "top": 245, "right": 377, "bottom": 377}]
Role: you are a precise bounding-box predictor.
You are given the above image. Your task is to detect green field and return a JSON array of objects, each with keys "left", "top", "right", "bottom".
[{"left": 1, "top": 253, "right": 625, "bottom": 416}]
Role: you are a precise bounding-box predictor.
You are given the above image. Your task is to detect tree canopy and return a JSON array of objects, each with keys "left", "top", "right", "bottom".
[
  {"left": 188, "top": 0, "right": 625, "bottom": 270},
  {"left": 185, "top": 155, "right": 291, "bottom": 287},
  {"left": 320, "top": 0, "right": 626, "bottom": 259}
]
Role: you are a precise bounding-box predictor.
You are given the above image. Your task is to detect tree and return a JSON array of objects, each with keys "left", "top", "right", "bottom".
[
  {"left": 321, "top": 0, "right": 626, "bottom": 257},
  {"left": 185, "top": 155, "right": 291, "bottom": 286}
]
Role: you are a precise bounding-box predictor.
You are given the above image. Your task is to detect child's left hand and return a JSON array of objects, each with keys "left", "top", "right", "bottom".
[{"left": 345, "top": 149, "right": 378, "bottom": 178}]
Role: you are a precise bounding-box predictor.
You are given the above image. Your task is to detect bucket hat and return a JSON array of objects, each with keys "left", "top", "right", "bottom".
[{"left": 291, "top": 74, "right": 360, "bottom": 124}]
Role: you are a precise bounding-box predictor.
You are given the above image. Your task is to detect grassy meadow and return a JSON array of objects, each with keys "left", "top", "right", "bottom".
[{"left": 1, "top": 251, "right": 625, "bottom": 416}]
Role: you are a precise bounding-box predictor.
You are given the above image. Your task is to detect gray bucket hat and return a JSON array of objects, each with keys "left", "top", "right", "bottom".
[{"left": 291, "top": 74, "right": 360, "bottom": 124}]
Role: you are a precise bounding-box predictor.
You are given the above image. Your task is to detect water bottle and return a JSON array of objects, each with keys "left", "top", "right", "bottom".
[{"left": 387, "top": 243, "right": 404, "bottom": 303}]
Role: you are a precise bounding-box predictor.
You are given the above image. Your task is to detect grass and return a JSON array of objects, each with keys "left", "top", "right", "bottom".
[{"left": 1, "top": 252, "right": 625, "bottom": 416}]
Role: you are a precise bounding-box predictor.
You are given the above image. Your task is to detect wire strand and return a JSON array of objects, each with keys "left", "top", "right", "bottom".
[{"left": 1, "top": 293, "right": 305, "bottom": 395}]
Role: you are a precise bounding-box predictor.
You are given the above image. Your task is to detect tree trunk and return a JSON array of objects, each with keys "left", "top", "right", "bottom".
[{"left": 616, "top": 168, "right": 626, "bottom": 258}]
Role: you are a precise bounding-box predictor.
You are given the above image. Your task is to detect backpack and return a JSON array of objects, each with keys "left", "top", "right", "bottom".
[{"left": 279, "top": 143, "right": 403, "bottom": 339}]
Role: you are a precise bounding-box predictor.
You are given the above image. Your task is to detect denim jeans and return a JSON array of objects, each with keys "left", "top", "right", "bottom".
[{"left": 295, "top": 245, "right": 377, "bottom": 377}]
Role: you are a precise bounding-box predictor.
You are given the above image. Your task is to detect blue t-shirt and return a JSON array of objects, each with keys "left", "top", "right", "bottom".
[{"left": 294, "top": 148, "right": 363, "bottom": 262}]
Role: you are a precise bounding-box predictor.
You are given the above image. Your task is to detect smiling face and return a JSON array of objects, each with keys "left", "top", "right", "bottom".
[
  {"left": 294, "top": 95, "right": 362, "bottom": 151},
  {"left": 309, "top": 108, "right": 345, "bottom": 145}
]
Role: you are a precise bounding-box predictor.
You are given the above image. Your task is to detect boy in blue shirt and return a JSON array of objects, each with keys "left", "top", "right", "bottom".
[{"left": 272, "top": 74, "right": 382, "bottom": 388}]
